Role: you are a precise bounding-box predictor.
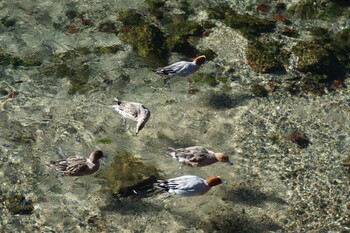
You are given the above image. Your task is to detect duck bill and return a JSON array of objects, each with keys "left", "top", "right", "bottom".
[{"left": 226, "top": 160, "right": 233, "bottom": 166}]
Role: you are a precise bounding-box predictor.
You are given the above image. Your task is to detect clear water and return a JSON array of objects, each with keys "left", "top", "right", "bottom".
[{"left": 0, "top": 0, "right": 349, "bottom": 232}]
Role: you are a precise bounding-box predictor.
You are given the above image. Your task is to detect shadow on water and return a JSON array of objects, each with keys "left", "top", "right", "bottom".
[
  {"left": 176, "top": 209, "right": 282, "bottom": 233},
  {"left": 99, "top": 197, "right": 165, "bottom": 215},
  {"left": 207, "top": 93, "right": 253, "bottom": 109},
  {"left": 224, "top": 186, "right": 287, "bottom": 206},
  {"left": 100, "top": 192, "right": 283, "bottom": 232}
]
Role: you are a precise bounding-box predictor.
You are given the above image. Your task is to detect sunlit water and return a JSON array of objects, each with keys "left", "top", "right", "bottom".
[{"left": 0, "top": 0, "right": 349, "bottom": 232}]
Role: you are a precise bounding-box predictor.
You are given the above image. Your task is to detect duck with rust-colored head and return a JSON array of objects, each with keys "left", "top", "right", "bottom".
[
  {"left": 154, "top": 175, "right": 223, "bottom": 196},
  {"left": 45, "top": 150, "right": 104, "bottom": 176},
  {"left": 166, "top": 146, "right": 233, "bottom": 167},
  {"left": 156, "top": 55, "right": 206, "bottom": 77}
]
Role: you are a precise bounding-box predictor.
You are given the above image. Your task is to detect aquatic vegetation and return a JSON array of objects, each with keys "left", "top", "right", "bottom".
[
  {"left": 96, "top": 138, "right": 112, "bottom": 144},
  {"left": 246, "top": 40, "right": 285, "bottom": 73},
  {"left": 1, "top": 194, "right": 34, "bottom": 215},
  {"left": 100, "top": 151, "right": 159, "bottom": 195}
]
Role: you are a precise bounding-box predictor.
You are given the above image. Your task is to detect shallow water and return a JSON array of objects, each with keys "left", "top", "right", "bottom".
[{"left": 0, "top": 0, "right": 350, "bottom": 232}]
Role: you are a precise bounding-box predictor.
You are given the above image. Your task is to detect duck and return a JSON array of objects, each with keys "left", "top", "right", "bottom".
[
  {"left": 156, "top": 55, "right": 206, "bottom": 77},
  {"left": 165, "top": 146, "right": 233, "bottom": 167},
  {"left": 154, "top": 175, "right": 223, "bottom": 196},
  {"left": 111, "top": 98, "right": 151, "bottom": 134},
  {"left": 45, "top": 150, "right": 104, "bottom": 176}
]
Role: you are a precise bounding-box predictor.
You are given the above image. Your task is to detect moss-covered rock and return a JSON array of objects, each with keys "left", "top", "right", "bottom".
[
  {"left": 331, "top": 29, "right": 350, "bottom": 73},
  {"left": 1, "top": 194, "right": 34, "bottom": 215},
  {"left": 285, "top": 73, "right": 328, "bottom": 95},
  {"left": 100, "top": 151, "right": 159, "bottom": 195},
  {"left": 287, "top": 0, "right": 346, "bottom": 20},
  {"left": 246, "top": 40, "right": 285, "bottom": 73},
  {"left": 164, "top": 17, "right": 205, "bottom": 56},
  {"left": 291, "top": 39, "right": 345, "bottom": 78},
  {"left": 118, "top": 9, "right": 167, "bottom": 62},
  {"left": 207, "top": 4, "right": 276, "bottom": 38}
]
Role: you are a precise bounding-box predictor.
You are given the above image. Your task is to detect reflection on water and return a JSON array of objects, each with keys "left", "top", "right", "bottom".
[{"left": 0, "top": 0, "right": 350, "bottom": 232}]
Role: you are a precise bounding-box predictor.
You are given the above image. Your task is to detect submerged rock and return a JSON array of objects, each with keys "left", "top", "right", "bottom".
[
  {"left": 287, "top": 0, "right": 347, "bottom": 20},
  {"left": 100, "top": 151, "right": 159, "bottom": 196},
  {"left": 291, "top": 39, "right": 345, "bottom": 78},
  {"left": 118, "top": 9, "right": 167, "bottom": 62},
  {"left": 207, "top": 4, "right": 276, "bottom": 38},
  {"left": 246, "top": 40, "right": 285, "bottom": 73},
  {"left": 1, "top": 194, "right": 34, "bottom": 215}
]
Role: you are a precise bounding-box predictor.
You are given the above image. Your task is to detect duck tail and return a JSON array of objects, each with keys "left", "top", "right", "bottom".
[{"left": 154, "top": 180, "right": 170, "bottom": 191}]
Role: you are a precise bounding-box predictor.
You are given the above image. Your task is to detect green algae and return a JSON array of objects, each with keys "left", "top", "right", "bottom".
[
  {"left": 1, "top": 194, "right": 34, "bottom": 215},
  {"left": 96, "top": 138, "right": 112, "bottom": 144},
  {"left": 246, "top": 40, "right": 285, "bottom": 73},
  {"left": 100, "top": 151, "right": 159, "bottom": 195}
]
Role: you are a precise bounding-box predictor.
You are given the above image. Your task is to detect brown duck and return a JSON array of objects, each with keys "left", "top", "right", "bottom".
[{"left": 45, "top": 150, "right": 104, "bottom": 176}]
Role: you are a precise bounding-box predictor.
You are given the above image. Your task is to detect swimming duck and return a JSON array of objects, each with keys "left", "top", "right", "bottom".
[
  {"left": 156, "top": 55, "right": 206, "bottom": 77},
  {"left": 154, "top": 175, "right": 223, "bottom": 196},
  {"left": 45, "top": 150, "right": 104, "bottom": 176},
  {"left": 166, "top": 146, "right": 233, "bottom": 167},
  {"left": 111, "top": 98, "right": 151, "bottom": 134}
]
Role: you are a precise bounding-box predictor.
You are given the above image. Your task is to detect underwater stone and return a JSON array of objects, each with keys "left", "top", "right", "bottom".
[
  {"left": 100, "top": 151, "right": 159, "bottom": 195},
  {"left": 207, "top": 4, "right": 276, "bottom": 38},
  {"left": 331, "top": 29, "right": 350, "bottom": 73},
  {"left": 291, "top": 39, "right": 345, "bottom": 78},
  {"left": 246, "top": 40, "right": 285, "bottom": 73},
  {"left": 2, "top": 194, "right": 34, "bottom": 215},
  {"left": 118, "top": 9, "right": 167, "bottom": 61},
  {"left": 287, "top": 0, "right": 345, "bottom": 20}
]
